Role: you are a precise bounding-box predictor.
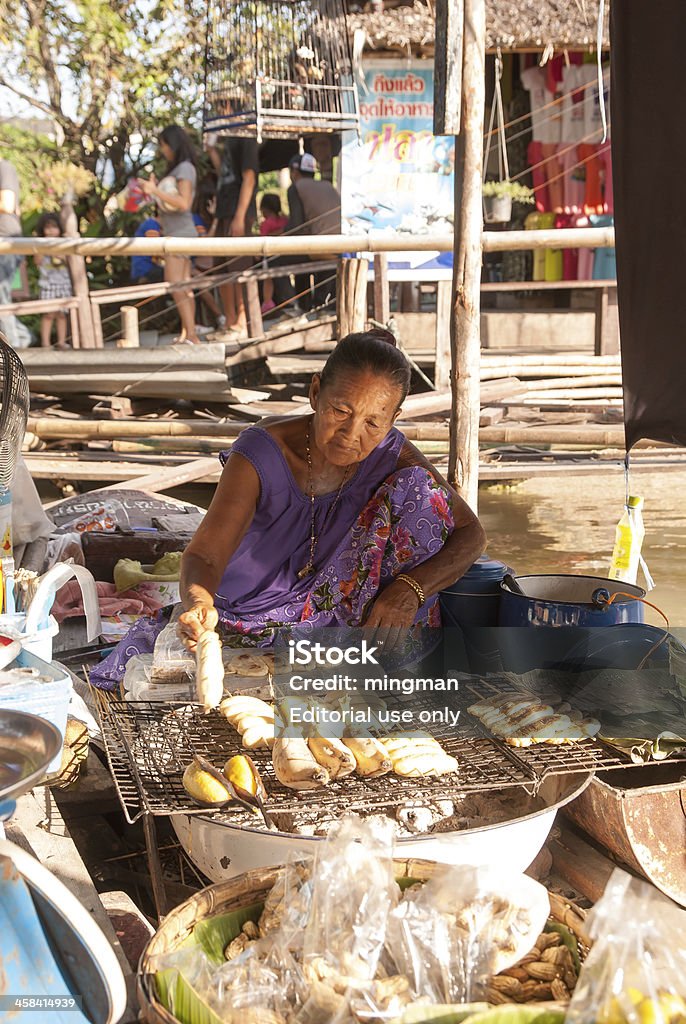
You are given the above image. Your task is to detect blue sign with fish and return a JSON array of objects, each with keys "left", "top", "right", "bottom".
[{"left": 342, "top": 59, "right": 455, "bottom": 270}]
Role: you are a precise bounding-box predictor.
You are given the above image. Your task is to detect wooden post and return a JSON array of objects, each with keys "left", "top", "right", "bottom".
[
  {"left": 433, "top": 0, "right": 464, "bottom": 135},
  {"left": 373, "top": 253, "right": 390, "bottom": 325},
  {"left": 435, "top": 280, "right": 452, "bottom": 389},
  {"left": 60, "top": 195, "right": 98, "bottom": 349},
  {"left": 594, "top": 285, "right": 620, "bottom": 356},
  {"left": 118, "top": 306, "right": 140, "bottom": 348},
  {"left": 448, "top": 0, "right": 485, "bottom": 511},
  {"left": 244, "top": 278, "right": 264, "bottom": 338},
  {"left": 336, "top": 257, "right": 369, "bottom": 339}
]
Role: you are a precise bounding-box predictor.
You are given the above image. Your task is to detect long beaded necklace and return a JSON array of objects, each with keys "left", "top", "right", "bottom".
[{"left": 296, "top": 420, "right": 352, "bottom": 580}]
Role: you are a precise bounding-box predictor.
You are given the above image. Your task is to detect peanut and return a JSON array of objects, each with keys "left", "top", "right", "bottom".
[{"left": 527, "top": 961, "right": 560, "bottom": 982}]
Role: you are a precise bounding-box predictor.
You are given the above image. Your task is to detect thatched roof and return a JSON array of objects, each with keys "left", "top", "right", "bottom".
[{"left": 347, "top": 0, "right": 610, "bottom": 55}]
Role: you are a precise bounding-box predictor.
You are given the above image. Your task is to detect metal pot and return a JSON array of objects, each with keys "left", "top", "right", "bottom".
[
  {"left": 172, "top": 772, "right": 592, "bottom": 882},
  {"left": 499, "top": 575, "right": 646, "bottom": 627}
]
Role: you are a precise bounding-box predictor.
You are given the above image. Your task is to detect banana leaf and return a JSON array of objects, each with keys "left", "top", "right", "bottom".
[
  {"left": 156, "top": 969, "right": 223, "bottom": 1024},
  {"left": 193, "top": 902, "right": 263, "bottom": 963},
  {"left": 544, "top": 920, "right": 581, "bottom": 973}
]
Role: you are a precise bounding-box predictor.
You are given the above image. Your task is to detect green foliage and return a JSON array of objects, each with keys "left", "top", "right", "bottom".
[
  {"left": 482, "top": 180, "right": 535, "bottom": 204},
  {"left": 0, "top": 0, "right": 206, "bottom": 210}
]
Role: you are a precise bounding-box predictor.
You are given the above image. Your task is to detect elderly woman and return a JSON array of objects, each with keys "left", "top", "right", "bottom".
[{"left": 92, "top": 330, "right": 485, "bottom": 686}]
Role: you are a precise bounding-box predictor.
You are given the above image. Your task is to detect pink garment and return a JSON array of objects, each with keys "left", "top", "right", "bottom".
[
  {"left": 558, "top": 142, "right": 586, "bottom": 213},
  {"left": 577, "top": 143, "right": 604, "bottom": 213},
  {"left": 597, "top": 142, "right": 614, "bottom": 213},
  {"left": 574, "top": 215, "right": 595, "bottom": 280},
  {"left": 53, "top": 580, "right": 166, "bottom": 622},
  {"left": 555, "top": 213, "right": 579, "bottom": 280}
]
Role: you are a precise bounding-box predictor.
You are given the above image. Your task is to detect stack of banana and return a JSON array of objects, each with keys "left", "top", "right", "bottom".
[
  {"left": 218, "top": 694, "right": 458, "bottom": 791},
  {"left": 468, "top": 695, "right": 601, "bottom": 747}
]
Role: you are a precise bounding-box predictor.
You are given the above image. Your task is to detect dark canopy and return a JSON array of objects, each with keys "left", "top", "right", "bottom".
[{"left": 612, "top": 1, "right": 686, "bottom": 449}]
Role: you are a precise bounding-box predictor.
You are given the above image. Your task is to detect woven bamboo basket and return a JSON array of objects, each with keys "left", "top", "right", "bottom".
[{"left": 137, "top": 859, "right": 589, "bottom": 1024}]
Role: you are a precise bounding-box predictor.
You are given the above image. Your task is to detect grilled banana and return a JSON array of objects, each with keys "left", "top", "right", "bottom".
[
  {"left": 272, "top": 736, "right": 329, "bottom": 790},
  {"left": 342, "top": 736, "right": 392, "bottom": 777},
  {"left": 307, "top": 735, "right": 356, "bottom": 779},
  {"left": 195, "top": 630, "right": 224, "bottom": 712}
]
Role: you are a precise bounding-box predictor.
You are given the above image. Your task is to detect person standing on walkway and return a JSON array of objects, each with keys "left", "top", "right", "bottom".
[
  {"left": 140, "top": 125, "right": 200, "bottom": 345},
  {"left": 0, "top": 158, "right": 23, "bottom": 348},
  {"left": 205, "top": 134, "right": 258, "bottom": 339},
  {"left": 287, "top": 153, "right": 341, "bottom": 310}
]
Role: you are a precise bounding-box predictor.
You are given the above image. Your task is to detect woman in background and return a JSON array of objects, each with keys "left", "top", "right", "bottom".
[{"left": 140, "top": 125, "right": 200, "bottom": 344}]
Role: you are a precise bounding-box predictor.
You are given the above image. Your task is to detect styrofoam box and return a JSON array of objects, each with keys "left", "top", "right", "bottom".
[{"left": 0, "top": 649, "right": 72, "bottom": 772}]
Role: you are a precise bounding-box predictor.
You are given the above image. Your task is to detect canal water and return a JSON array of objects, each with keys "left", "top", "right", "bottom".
[{"left": 478, "top": 467, "right": 686, "bottom": 626}]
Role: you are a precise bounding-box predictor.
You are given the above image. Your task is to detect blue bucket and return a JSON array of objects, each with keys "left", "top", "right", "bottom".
[
  {"left": 440, "top": 555, "right": 512, "bottom": 672},
  {"left": 498, "top": 575, "right": 645, "bottom": 627},
  {"left": 497, "top": 574, "right": 647, "bottom": 673}
]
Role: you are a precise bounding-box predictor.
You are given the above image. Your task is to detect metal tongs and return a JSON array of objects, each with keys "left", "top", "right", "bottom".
[{"left": 190, "top": 754, "right": 277, "bottom": 831}]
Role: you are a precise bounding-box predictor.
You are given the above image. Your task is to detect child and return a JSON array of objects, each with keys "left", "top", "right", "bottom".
[
  {"left": 259, "top": 193, "right": 288, "bottom": 314},
  {"left": 131, "top": 216, "right": 164, "bottom": 284},
  {"left": 33, "top": 213, "right": 73, "bottom": 349}
]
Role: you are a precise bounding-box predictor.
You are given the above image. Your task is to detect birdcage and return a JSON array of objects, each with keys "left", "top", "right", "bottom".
[{"left": 203, "top": 0, "right": 360, "bottom": 142}]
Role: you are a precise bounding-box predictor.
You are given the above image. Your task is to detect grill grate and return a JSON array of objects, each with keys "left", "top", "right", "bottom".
[{"left": 92, "top": 671, "right": 684, "bottom": 826}]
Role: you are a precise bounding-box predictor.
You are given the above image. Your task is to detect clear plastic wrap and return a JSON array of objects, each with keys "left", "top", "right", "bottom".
[
  {"left": 151, "top": 621, "right": 194, "bottom": 683},
  {"left": 566, "top": 869, "right": 686, "bottom": 1024},
  {"left": 296, "top": 816, "right": 399, "bottom": 1024},
  {"left": 385, "top": 866, "right": 550, "bottom": 1007}
]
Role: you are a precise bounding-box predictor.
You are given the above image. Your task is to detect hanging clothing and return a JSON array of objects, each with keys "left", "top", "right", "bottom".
[
  {"left": 554, "top": 212, "right": 579, "bottom": 280},
  {"left": 577, "top": 143, "right": 604, "bottom": 212},
  {"left": 537, "top": 212, "right": 563, "bottom": 282},
  {"left": 558, "top": 142, "right": 586, "bottom": 213},
  {"left": 574, "top": 214, "right": 595, "bottom": 280},
  {"left": 591, "top": 214, "right": 617, "bottom": 280},
  {"left": 560, "top": 64, "right": 595, "bottom": 144},
  {"left": 525, "top": 211, "right": 546, "bottom": 280},
  {"left": 520, "top": 65, "right": 561, "bottom": 145},
  {"left": 597, "top": 142, "right": 614, "bottom": 213}
]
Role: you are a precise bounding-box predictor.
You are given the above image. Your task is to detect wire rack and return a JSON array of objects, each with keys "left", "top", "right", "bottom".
[{"left": 90, "top": 665, "right": 679, "bottom": 827}]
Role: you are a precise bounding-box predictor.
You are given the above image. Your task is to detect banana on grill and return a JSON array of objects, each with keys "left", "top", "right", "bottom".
[
  {"left": 220, "top": 694, "right": 275, "bottom": 749},
  {"left": 381, "top": 734, "right": 458, "bottom": 777},
  {"left": 341, "top": 736, "right": 392, "bottom": 777},
  {"left": 272, "top": 736, "right": 329, "bottom": 790},
  {"left": 307, "top": 735, "right": 357, "bottom": 779}
]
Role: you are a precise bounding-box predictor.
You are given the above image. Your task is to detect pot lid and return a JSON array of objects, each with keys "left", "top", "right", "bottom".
[{"left": 463, "top": 554, "right": 513, "bottom": 582}]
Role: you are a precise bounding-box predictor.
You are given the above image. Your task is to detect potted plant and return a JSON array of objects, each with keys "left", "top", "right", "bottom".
[{"left": 482, "top": 180, "right": 534, "bottom": 224}]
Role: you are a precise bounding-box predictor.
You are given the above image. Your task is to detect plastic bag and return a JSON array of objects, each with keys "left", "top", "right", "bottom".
[
  {"left": 385, "top": 866, "right": 550, "bottom": 1006},
  {"left": 151, "top": 621, "right": 194, "bottom": 683},
  {"left": 66, "top": 499, "right": 130, "bottom": 534},
  {"left": 295, "top": 816, "right": 399, "bottom": 1023},
  {"left": 567, "top": 869, "right": 686, "bottom": 1024}
]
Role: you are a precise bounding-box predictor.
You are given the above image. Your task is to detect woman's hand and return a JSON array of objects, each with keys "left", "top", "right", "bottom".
[
  {"left": 177, "top": 603, "right": 219, "bottom": 650},
  {"left": 363, "top": 580, "right": 421, "bottom": 652}
]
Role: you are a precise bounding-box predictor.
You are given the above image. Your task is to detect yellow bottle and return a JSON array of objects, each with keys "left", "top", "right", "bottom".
[{"left": 609, "top": 495, "right": 645, "bottom": 585}]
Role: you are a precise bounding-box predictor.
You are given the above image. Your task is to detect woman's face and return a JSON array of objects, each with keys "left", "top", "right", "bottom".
[
  {"left": 159, "top": 140, "right": 174, "bottom": 163},
  {"left": 309, "top": 368, "right": 403, "bottom": 466},
  {"left": 43, "top": 221, "right": 61, "bottom": 237}
]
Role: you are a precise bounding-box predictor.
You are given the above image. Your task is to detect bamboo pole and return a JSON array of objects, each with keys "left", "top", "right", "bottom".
[
  {"left": 118, "top": 306, "right": 140, "bottom": 348},
  {"left": 0, "top": 227, "right": 615, "bottom": 259},
  {"left": 21, "top": 415, "right": 683, "bottom": 448},
  {"left": 60, "top": 195, "right": 97, "bottom": 349},
  {"left": 449, "top": 0, "right": 485, "bottom": 511},
  {"left": 337, "top": 257, "right": 369, "bottom": 339}
]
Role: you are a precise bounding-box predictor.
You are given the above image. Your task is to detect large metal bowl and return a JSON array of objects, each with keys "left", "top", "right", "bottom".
[
  {"left": 173, "top": 771, "right": 594, "bottom": 882},
  {"left": 0, "top": 710, "right": 62, "bottom": 803}
]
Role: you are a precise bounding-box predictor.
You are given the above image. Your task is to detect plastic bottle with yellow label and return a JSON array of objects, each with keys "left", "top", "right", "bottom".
[{"left": 608, "top": 495, "right": 645, "bottom": 586}]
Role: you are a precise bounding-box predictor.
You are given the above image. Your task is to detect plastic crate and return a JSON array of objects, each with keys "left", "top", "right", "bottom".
[{"left": 0, "top": 649, "right": 72, "bottom": 772}]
